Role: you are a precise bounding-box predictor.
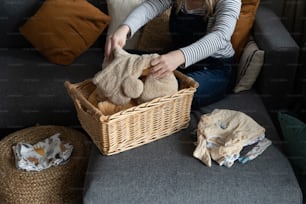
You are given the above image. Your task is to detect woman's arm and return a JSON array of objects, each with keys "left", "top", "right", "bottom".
[
  {"left": 180, "top": 0, "right": 241, "bottom": 67},
  {"left": 105, "top": 0, "right": 172, "bottom": 62}
]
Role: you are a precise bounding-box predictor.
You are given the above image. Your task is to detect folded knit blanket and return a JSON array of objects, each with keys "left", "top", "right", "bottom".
[
  {"left": 93, "top": 47, "right": 178, "bottom": 105},
  {"left": 193, "top": 109, "right": 271, "bottom": 167}
]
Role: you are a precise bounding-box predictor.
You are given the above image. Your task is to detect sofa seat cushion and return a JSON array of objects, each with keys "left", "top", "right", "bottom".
[
  {"left": 0, "top": 49, "right": 103, "bottom": 128},
  {"left": 83, "top": 92, "right": 302, "bottom": 204},
  {"left": 83, "top": 135, "right": 302, "bottom": 204}
]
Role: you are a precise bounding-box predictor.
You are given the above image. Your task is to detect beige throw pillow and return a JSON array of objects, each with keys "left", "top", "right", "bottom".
[
  {"left": 106, "top": 0, "right": 144, "bottom": 49},
  {"left": 234, "top": 40, "right": 264, "bottom": 93}
]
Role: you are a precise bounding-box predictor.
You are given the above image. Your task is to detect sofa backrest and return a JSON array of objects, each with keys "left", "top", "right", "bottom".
[
  {"left": 0, "top": 0, "right": 275, "bottom": 49},
  {"left": 0, "top": 0, "right": 43, "bottom": 48},
  {"left": 0, "top": 0, "right": 108, "bottom": 48}
]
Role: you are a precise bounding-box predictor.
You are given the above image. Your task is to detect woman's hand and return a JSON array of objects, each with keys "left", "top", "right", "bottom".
[
  {"left": 104, "top": 25, "right": 131, "bottom": 63},
  {"left": 150, "top": 50, "right": 185, "bottom": 79}
]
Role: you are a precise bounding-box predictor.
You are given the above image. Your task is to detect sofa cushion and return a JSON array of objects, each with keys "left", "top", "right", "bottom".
[
  {"left": 0, "top": 48, "right": 103, "bottom": 128},
  {"left": 83, "top": 91, "right": 302, "bottom": 204},
  {"left": 84, "top": 138, "right": 301, "bottom": 204},
  {"left": 233, "top": 40, "right": 264, "bottom": 93},
  {"left": 19, "top": 0, "right": 110, "bottom": 65}
]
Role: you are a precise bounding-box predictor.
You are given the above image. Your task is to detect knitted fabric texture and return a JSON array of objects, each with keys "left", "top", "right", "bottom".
[
  {"left": 93, "top": 47, "right": 178, "bottom": 105},
  {"left": 193, "top": 109, "right": 266, "bottom": 167}
]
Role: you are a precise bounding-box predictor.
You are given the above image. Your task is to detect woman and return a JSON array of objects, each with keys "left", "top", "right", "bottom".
[{"left": 105, "top": 0, "right": 241, "bottom": 108}]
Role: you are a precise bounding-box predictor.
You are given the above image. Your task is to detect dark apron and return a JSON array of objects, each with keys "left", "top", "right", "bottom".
[{"left": 169, "top": 2, "right": 208, "bottom": 50}]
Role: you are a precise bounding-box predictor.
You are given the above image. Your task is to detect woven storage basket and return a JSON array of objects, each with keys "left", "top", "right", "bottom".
[
  {"left": 0, "top": 126, "right": 90, "bottom": 204},
  {"left": 65, "top": 71, "right": 198, "bottom": 155}
]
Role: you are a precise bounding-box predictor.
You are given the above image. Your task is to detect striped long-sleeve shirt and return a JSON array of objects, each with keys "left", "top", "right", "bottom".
[{"left": 122, "top": 0, "right": 241, "bottom": 68}]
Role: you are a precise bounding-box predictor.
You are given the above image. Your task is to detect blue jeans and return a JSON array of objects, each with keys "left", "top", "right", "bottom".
[
  {"left": 126, "top": 53, "right": 234, "bottom": 109},
  {"left": 178, "top": 57, "right": 234, "bottom": 109}
]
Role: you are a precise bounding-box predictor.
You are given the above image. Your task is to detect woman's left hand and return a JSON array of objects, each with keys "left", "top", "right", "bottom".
[{"left": 150, "top": 50, "right": 186, "bottom": 79}]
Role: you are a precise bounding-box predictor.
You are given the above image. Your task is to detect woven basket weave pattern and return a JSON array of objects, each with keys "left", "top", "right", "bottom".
[
  {"left": 65, "top": 71, "right": 198, "bottom": 155},
  {"left": 0, "top": 126, "right": 90, "bottom": 204}
]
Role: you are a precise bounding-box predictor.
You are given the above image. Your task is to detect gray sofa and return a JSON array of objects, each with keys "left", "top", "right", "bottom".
[
  {"left": 84, "top": 92, "right": 302, "bottom": 204},
  {"left": 0, "top": 0, "right": 303, "bottom": 203}
]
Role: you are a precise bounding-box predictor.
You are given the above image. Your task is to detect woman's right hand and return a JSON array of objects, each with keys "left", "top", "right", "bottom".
[{"left": 104, "top": 25, "right": 131, "bottom": 63}]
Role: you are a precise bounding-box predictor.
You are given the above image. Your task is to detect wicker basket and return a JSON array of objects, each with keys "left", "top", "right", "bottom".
[{"left": 64, "top": 71, "right": 198, "bottom": 155}]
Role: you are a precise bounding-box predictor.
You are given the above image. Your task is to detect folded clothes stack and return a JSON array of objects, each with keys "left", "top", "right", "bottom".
[
  {"left": 12, "top": 133, "right": 73, "bottom": 172},
  {"left": 193, "top": 109, "right": 271, "bottom": 168}
]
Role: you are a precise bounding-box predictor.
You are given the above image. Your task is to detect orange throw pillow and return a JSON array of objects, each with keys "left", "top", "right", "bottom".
[
  {"left": 19, "top": 0, "right": 111, "bottom": 65},
  {"left": 231, "top": 0, "right": 260, "bottom": 61}
]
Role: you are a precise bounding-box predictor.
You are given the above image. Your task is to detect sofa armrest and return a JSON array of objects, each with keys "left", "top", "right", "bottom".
[{"left": 252, "top": 5, "right": 300, "bottom": 113}]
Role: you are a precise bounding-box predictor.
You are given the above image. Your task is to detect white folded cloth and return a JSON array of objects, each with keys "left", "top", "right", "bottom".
[{"left": 12, "top": 133, "right": 73, "bottom": 172}]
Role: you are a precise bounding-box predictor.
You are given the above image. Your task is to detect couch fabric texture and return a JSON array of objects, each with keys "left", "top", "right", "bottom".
[
  {"left": 84, "top": 91, "right": 302, "bottom": 204},
  {"left": 234, "top": 40, "right": 264, "bottom": 93}
]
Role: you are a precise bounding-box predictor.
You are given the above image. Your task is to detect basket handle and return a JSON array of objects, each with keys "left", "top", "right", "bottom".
[{"left": 64, "top": 81, "right": 104, "bottom": 121}]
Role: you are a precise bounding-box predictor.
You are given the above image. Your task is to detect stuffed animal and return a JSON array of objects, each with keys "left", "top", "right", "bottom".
[{"left": 92, "top": 47, "right": 178, "bottom": 105}]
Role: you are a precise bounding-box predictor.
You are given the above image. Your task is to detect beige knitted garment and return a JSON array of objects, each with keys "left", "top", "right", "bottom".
[
  {"left": 193, "top": 109, "right": 266, "bottom": 167},
  {"left": 93, "top": 47, "right": 178, "bottom": 105}
]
